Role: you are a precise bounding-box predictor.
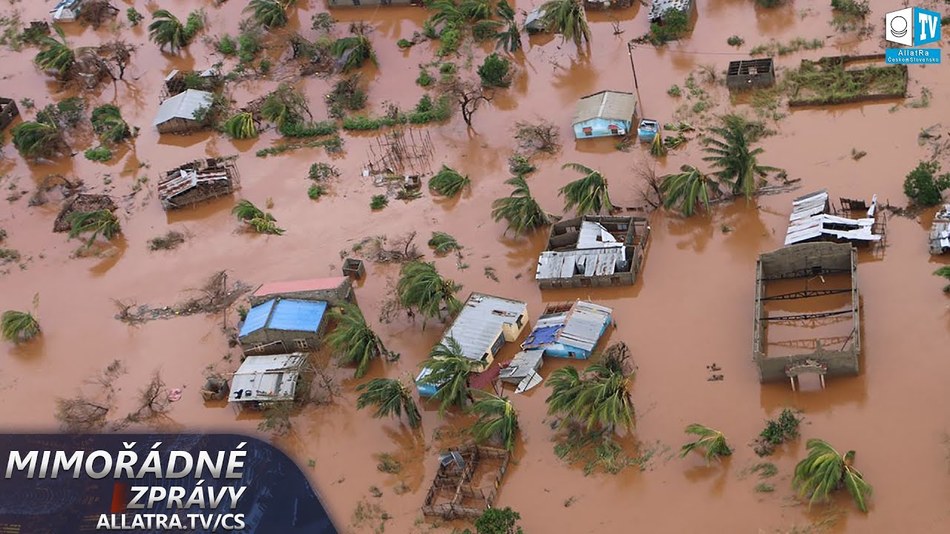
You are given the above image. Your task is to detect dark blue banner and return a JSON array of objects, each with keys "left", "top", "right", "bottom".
[{"left": 0, "top": 434, "right": 338, "bottom": 534}]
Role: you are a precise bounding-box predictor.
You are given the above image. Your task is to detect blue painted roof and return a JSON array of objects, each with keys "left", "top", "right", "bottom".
[{"left": 239, "top": 299, "right": 327, "bottom": 336}]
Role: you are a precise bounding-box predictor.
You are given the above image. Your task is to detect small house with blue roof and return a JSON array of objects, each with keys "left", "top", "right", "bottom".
[
  {"left": 521, "top": 301, "right": 613, "bottom": 359},
  {"left": 239, "top": 298, "right": 329, "bottom": 355}
]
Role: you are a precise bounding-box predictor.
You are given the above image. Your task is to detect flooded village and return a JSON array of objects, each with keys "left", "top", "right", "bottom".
[{"left": 2, "top": 0, "right": 950, "bottom": 532}]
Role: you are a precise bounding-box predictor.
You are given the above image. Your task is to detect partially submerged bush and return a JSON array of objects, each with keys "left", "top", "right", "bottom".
[
  {"left": 903, "top": 160, "right": 950, "bottom": 206},
  {"left": 326, "top": 75, "right": 367, "bottom": 118},
  {"left": 477, "top": 53, "right": 511, "bottom": 88},
  {"left": 90, "top": 104, "right": 131, "bottom": 144},
  {"left": 222, "top": 112, "right": 258, "bottom": 139},
  {"left": 308, "top": 163, "right": 340, "bottom": 181},
  {"left": 429, "top": 165, "right": 470, "bottom": 197},
  {"left": 147, "top": 230, "right": 187, "bottom": 251},
  {"left": 649, "top": 9, "right": 690, "bottom": 44},
  {"left": 416, "top": 69, "right": 434, "bottom": 87},
  {"left": 508, "top": 154, "right": 535, "bottom": 175},
  {"left": 370, "top": 194, "right": 388, "bottom": 210},
  {"left": 1, "top": 310, "right": 40, "bottom": 344},
  {"left": 84, "top": 146, "right": 113, "bottom": 162},
  {"left": 755, "top": 408, "right": 802, "bottom": 456},
  {"left": 428, "top": 231, "right": 462, "bottom": 255}
]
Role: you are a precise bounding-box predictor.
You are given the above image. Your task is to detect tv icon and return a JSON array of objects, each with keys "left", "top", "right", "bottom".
[{"left": 886, "top": 7, "right": 941, "bottom": 47}]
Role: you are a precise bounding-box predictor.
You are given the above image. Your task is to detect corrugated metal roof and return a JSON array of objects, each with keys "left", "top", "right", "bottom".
[
  {"left": 153, "top": 89, "right": 213, "bottom": 126},
  {"left": 522, "top": 301, "right": 612, "bottom": 352},
  {"left": 536, "top": 248, "right": 626, "bottom": 280},
  {"left": 441, "top": 293, "right": 527, "bottom": 362},
  {"left": 239, "top": 298, "right": 327, "bottom": 336},
  {"left": 577, "top": 221, "right": 623, "bottom": 249},
  {"left": 499, "top": 350, "right": 544, "bottom": 381},
  {"left": 648, "top": 0, "right": 693, "bottom": 21},
  {"left": 157, "top": 168, "right": 231, "bottom": 201},
  {"left": 573, "top": 91, "right": 638, "bottom": 125},
  {"left": 785, "top": 190, "right": 881, "bottom": 246},
  {"left": 230, "top": 353, "right": 306, "bottom": 403},
  {"left": 253, "top": 277, "right": 348, "bottom": 298}
]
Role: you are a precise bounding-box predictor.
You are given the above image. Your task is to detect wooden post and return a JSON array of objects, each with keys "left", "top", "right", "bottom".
[{"left": 789, "top": 375, "right": 796, "bottom": 391}]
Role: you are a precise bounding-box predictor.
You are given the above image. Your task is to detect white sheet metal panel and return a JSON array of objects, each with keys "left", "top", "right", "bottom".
[
  {"left": 558, "top": 301, "right": 612, "bottom": 352},
  {"left": 441, "top": 293, "right": 527, "bottom": 363}
]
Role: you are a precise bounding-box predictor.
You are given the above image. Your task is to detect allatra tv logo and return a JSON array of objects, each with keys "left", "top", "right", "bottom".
[{"left": 885, "top": 7, "right": 941, "bottom": 47}]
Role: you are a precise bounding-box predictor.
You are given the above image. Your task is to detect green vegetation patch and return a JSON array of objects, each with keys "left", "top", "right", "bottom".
[{"left": 785, "top": 58, "right": 908, "bottom": 106}]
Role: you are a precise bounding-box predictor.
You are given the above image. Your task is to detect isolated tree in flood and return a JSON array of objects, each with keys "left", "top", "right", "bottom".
[
  {"left": 245, "top": 0, "right": 297, "bottom": 29},
  {"left": 420, "top": 337, "right": 477, "bottom": 414},
  {"left": 34, "top": 26, "right": 75, "bottom": 79},
  {"left": 539, "top": 0, "right": 591, "bottom": 48},
  {"left": 428, "top": 165, "right": 471, "bottom": 197},
  {"left": 1, "top": 310, "right": 40, "bottom": 344},
  {"left": 559, "top": 163, "right": 613, "bottom": 215},
  {"left": 545, "top": 349, "right": 634, "bottom": 433},
  {"left": 469, "top": 391, "right": 519, "bottom": 451},
  {"left": 148, "top": 9, "right": 202, "bottom": 52},
  {"left": 356, "top": 378, "right": 421, "bottom": 428},
  {"left": 331, "top": 23, "right": 376, "bottom": 72},
  {"left": 325, "top": 303, "right": 387, "bottom": 378},
  {"left": 472, "top": 506, "right": 524, "bottom": 534},
  {"left": 90, "top": 105, "right": 131, "bottom": 144},
  {"left": 491, "top": 175, "right": 555, "bottom": 235},
  {"left": 660, "top": 165, "right": 717, "bottom": 216},
  {"left": 793, "top": 438, "right": 872, "bottom": 513},
  {"left": 68, "top": 210, "right": 121, "bottom": 246},
  {"left": 702, "top": 115, "right": 778, "bottom": 199},
  {"left": 397, "top": 261, "right": 462, "bottom": 322},
  {"left": 11, "top": 120, "right": 67, "bottom": 160},
  {"left": 680, "top": 424, "right": 733, "bottom": 464}
]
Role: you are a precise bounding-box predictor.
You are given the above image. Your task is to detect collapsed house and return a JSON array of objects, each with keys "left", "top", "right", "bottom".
[
  {"left": 50, "top": 0, "right": 82, "bottom": 22},
  {"left": 250, "top": 276, "right": 354, "bottom": 307},
  {"left": 521, "top": 301, "right": 613, "bottom": 359},
  {"left": 726, "top": 58, "right": 776, "bottom": 91},
  {"left": 229, "top": 353, "right": 308, "bottom": 407},
  {"left": 239, "top": 298, "right": 329, "bottom": 355},
  {"left": 929, "top": 205, "right": 950, "bottom": 255},
  {"left": 572, "top": 90, "right": 639, "bottom": 139},
  {"left": 648, "top": 0, "right": 695, "bottom": 23},
  {"left": 498, "top": 349, "right": 544, "bottom": 392},
  {"left": 421, "top": 444, "right": 510, "bottom": 521},
  {"left": 153, "top": 89, "right": 214, "bottom": 134},
  {"left": 785, "top": 190, "right": 886, "bottom": 247},
  {"left": 52, "top": 194, "right": 117, "bottom": 233},
  {"left": 161, "top": 69, "right": 221, "bottom": 100},
  {"left": 536, "top": 216, "right": 650, "bottom": 289},
  {"left": 0, "top": 97, "right": 19, "bottom": 130},
  {"left": 158, "top": 158, "right": 239, "bottom": 210},
  {"left": 416, "top": 293, "right": 528, "bottom": 396},
  {"left": 752, "top": 242, "right": 861, "bottom": 390}
]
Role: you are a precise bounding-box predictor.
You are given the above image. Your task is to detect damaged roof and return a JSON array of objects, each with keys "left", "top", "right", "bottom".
[
  {"left": 441, "top": 293, "right": 527, "bottom": 363},
  {"left": 230, "top": 353, "right": 307, "bottom": 403},
  {"left": 522, "top": 301, "right": 612, "bottom": 352},
  {"left": 573, "top": 91, "right": 638, "bottom": 125},
  {"left": 785, "top": 190, "right": 881, "bottom": 246},
  {"left": 153, "top": 89, "right": 213, "bottom": 126}
]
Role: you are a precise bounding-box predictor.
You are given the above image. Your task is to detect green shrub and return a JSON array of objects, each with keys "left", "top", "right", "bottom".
[
  {"left": 397, "top": 38, "right": 413, "bottom": 48},
  {"left": 473, "top": 19, "right": 501, "bottom": 41},
  {"left": 508, "top": 154, "right": 535, "bottom": 175},
  {"left": 308, "top": 184, "right": 327, "bottom": 199},
  {"left": 830, "top": 0, "right": 870, "bottom": 17},
  {"left": 84, "top": 146, "right": 113, "bottom": 162},
  {"left": 756, "top": 0, "right": 785, "bottom": 6},
  {"left": 279, "top": 121, "right": 338, "bottom": 138},
  {"left": 440, "top": 62, "right": 456, "bottom": 75},
  {"left": 183, "top": 11, "right": 205, "bottom": 41},
  {"left": 238, "top": 31, "right": 262, "bottom": 64},
  {"left": 727, "top": 35, "right": 744, "bottom": 47},
  {"left": 477, "top": 53, "right": 511, "bottom": 88},
  {"left": 216, "top": 34, "right": 237, "bottom": 55},
  {"left": 904, "top": 161, "right": 950, "bottom": 206},
  {"left": 308, "top": 163, "right": 340, "bottom": 181},
  {"left": 650, "top": 9, "right": 690, "bottom": 44},
  {"left": 127, "top": 7, "right": 144, "bottom": 26},
  {"left": 258, "top": 58, "right": 271, "bottom": 74},
  {"left": 667, "top": 85, "right": 682, "bottom": 97},
  {"left": 370, "top": 194, "right": 388, "bottom": 210},
  {"left": 438, "top": 28, "right": 461, "bottom": 56},
  {"left": 416, "top": 69, "right": 434, "bottom": 87}
]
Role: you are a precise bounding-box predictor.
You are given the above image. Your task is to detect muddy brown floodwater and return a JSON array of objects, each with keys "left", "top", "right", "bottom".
[{"left": 2, "top": 0, "right": 950, "bottom": 532}]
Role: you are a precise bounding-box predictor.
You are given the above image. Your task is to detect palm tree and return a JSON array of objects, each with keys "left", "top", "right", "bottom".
[
  {"left": 397, "top": 261, "right": 463, "bottom": 323},
  {"left": 793, "top": 439, "right": 872, "bottom": 513},
  {"left": 1, "top": 310, "right": 40, "bottom": 344},
  {"left": 356, "top": 378, "right": 422, "bottom": 428},
  {"left": 35, "top": 26, "right": 75, "bottom": 79},
  {"left": 702, "top": 115, "right": 779, "bottom": 199},
  {"left": 494, "top": 0, "right": 522, "bottom": 53},
  {"left": 545, "top": 355, "right": 634, "bottom": 433},
  {"left": 331, "top": 28, "right": 376, "bottom": 73},
  {"left": 559, "top": 163, "right": 613, "bottom": 215},
  {"left": 222, "top": 112, "right": 259, "bottom": 139},
  {"left": 429, "top": 165, "right": 471, "bottom": 197},
  {"left": 545, "top": 366, "right": 584, "bottom": 418},
  {"left": 420, "top": 337, "right": 477, "bottom": 414},
  {"left": 11, "top": 121, "right": 66, "bottom": 160},
  {"left": 245, "top": 0, "right": 296, "bottom": 29},
  {"left": 660, "top": 165, "right": 717, "bottom": 216},
  {"left": 469, "top": 391, "right": 519, "bottom": 451},
  {"left": 90, "top": 105, "right": 131, "bottom": 144},
  {"left": 148, "top": 10, "right": 188, "bottom": 52},
  {"left": 232, "top": 199, "right": 266, "bottom": 221},
  {"left": 491, "top": 175, "right": 555, "bottom": 235},
  {"left": 539, "top": 0, "right": 591, "bottom": 48},
  {"left": 325, "top": 303, "right": 387, "bottom": 378},
  {"left": 261, "top": 84, "right": 311, "bottom": 130},
  {"left": 680, "top": 424, "right": 733, "bottom": 464},
  {"left": 428, "top": 0, "right": 464, "bottom": 27},
  {"left": 67, "top": 210, "right": 121, "bottom": 246}
]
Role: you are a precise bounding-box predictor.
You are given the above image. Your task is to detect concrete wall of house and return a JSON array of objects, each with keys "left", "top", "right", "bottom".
[
  {"left": 726, "top": 71, "right": 775, "bottom": 91},
  {"left": 240, "top": 327, "right": 325, "bottom": 355},
  {"left": 573, "top": 117, "right": 632, "bottom": 139},
  {"left": 500, "top": 312, "right": 529, "bottom": 341},
  {"left": 754, "top": 350, "right": 859, "bottom": 383},
  {"left": 539, "top": 270, "right": 636, "bottom": 290},
  {"left": 157, "top": 118, "right": 206, "bottom": 135},
  {"left": 249, "top": 283, "right": 353, "bottom": 307}
]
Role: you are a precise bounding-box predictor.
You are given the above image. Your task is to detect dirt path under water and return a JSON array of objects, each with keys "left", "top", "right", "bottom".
[{"left": 2, "top": 0, "right": 950, "bottom": 532}]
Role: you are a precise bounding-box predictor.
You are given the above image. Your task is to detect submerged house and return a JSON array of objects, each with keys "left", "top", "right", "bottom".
[
  {"left": 785, "top": 190, "right": 885, "bottom": 247},
  {"left": 929, "top": 205, "right": 950, "bottom": 255},
  {"left": 572, "top": 91, "right": 639, "bottom": 139},
  {"left": 154, "top": 89, "right": 213, "bottom": 134},
  {"left": 239, "top": 298, "right": 329, "bottom": 355},
  {"left": 536, "top": 216, "right": 650, "bottom": 289},
  {"left": 416, "top": 293, "right": 528, "bottom": 396},
  {"left": 51, "top": 0, "right": 82, "bottom": 22},
  {"left": 753, "top": 242, "right": 860, "bottom": 390},
  {"left": 648, "top": 0, "right": 695, "bottom": 22},
  {"left": 521, "top": 301, "right": 613, "bottom": 359},
  {"left": 250, "top": 276, "right": 354, "bottom": 306},
  {"left": 159, "top": 158, "right": 239, "bottom": 210},
  {"left": 229, "top": 353, "right": 308, "bottom": 407},
  {"left": 0, "top": 97, "right": 19, "bottom": 130},
  {"left": 161, "top": 69, "right": 222, "bottom": 100},
  {"left": 726, "top": 58, "right": 775, "bottom": 91}
]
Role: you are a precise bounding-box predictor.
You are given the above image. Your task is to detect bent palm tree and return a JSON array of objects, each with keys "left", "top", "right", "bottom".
[
  {"left": 702, "top": 115, "right": 779, "bottom": 199},
  {"left": 90, "top": 105, "right": 131, "bottom": 144},
  {"left": 245, "top": 0, "right": 296, "bottom": 29},
  {"left": 539, "top": 0, "right": 591, "bottom": 48},
  {"left": 356, "top": 378, "right": 421, "bottom": 428},
  {"left": 429, "top": 165, "right": 471, "bottom": 197},
  {"left": 559, "top": 163, "right": 613, "bottom": 215},
  {"left": 470, "top": 391, "right": 519, "bottom": 451},
  {"left": 1, "top": 310, "right": 40, "bottom": 344},
  {"left": 331, "top": 31, "right": 376, "bottom": 72},
  {"left": 420, "top": 337, "right": 476, "bottom": 414},
  {"left": 494, "top": 0, "right": 522, "bottom": 53},
  {"left": 222, "top": 112, "right": 259, "bottom": 139},
  {"left": 68, "top": 210, "right": 121, "bottom": 246},
  {"left": 35, "top": 26, "right": 75, "bottom": 79},
  {"left": 397, "top": 261, "right": 463, "bottom": 322},
  {"left": 325, "top": 303, "right": 387, "bottom": 378},
  {"left": 232, "top": 199, "right": 266, "bottom": 221},
  {"left": 546, "top": 356, "right": 634, "bottom": 433},
  {"left": 11, "top": 121, "right": 66, "bottom": 160},
  {"left": 660, "top": 165, "right": 716, "bottom": 216},
  {"left": 680, "top": 424, "right": 733, "bottom": 464},
  {"left": 793, "top": 439, "right": 872, "bottom": 513},
  {"left": 148, "top": 10, "right": 188, "bottom": 52},
  {"left": 491, "top": 175, "right": 555, "bottom": 235}
]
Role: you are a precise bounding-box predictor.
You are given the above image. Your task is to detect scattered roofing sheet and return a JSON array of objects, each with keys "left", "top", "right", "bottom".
[
  {"left": 573, "top": 91, "right": 638, "bottom": 125},
  {"left": 239, "top": 299, "right": 328, "bottom": 336},
  {"left": 499, "top": 350, "right": 544, "bottom": 382},
  {"left": 442, "top": 294, "right": 527, "bottom": 362},
  {"left": 153, "top": 89, "right": 213, "bottom": 126},
  {"left": 785, "top": 190, "right": 881, "bottom": 246},
  {"left": 230, "top": 353, "right": 307, "bottom": 403}
]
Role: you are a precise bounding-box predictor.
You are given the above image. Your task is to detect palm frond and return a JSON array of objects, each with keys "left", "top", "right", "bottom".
[
  {"left": 326, "top": 303, "right": 385, "bottom": 378},
  {"left": 469, "top": 391, "right": 518, "bottom": 450},
  {"left": 356, "top": 378, "right": 421, "bottom": 427},
  {"left": 397, "top": 261, "right": 462, "bottom": 322},
  {"left": 429, "top": 165, "right": 471, "bottom": 197},
  {"left": 1, "top": 310, "right": 41, "bottom": 344}
]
